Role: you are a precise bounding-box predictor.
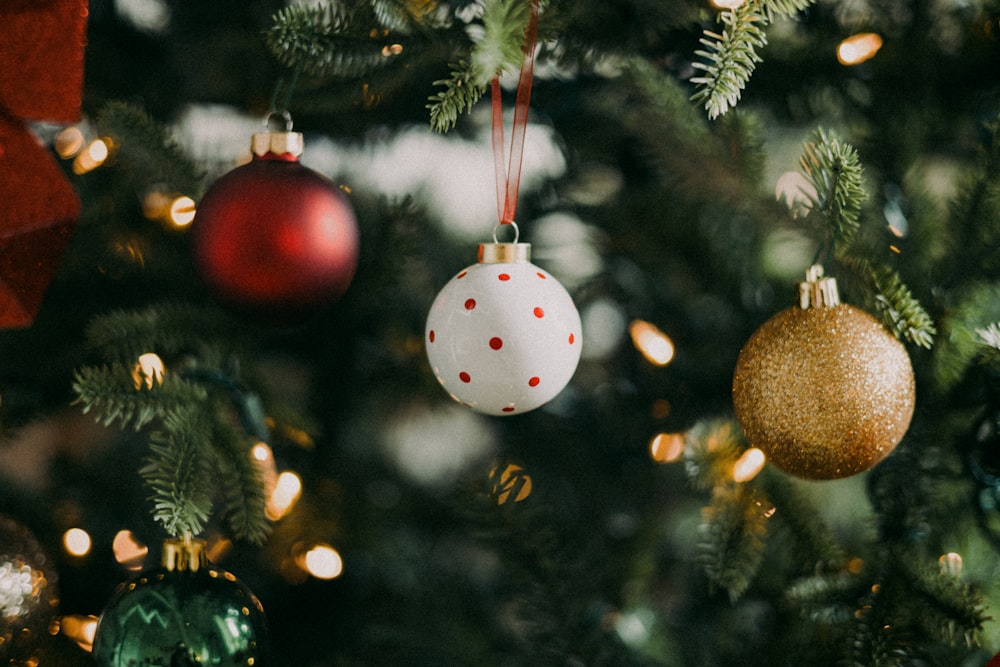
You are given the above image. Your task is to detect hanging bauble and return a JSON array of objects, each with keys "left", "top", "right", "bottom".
[
  {"left": 191, "top": 119, "right": 359, "bottom": 321},
  {"left": 732, "top": 265, "right": 915, "bottom": 480},
  {"left": 425, "top": 233, "right": 582, "bottom": 415},
  {"left": 92, "top": 538, "right": 268, "bottom": 666},
  {"left": 0, "top": 515, "right": 59, "bottom": 662}
]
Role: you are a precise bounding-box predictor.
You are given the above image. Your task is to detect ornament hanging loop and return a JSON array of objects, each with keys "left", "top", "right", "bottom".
[
  {"left": 264, "top": 109, "right": 294, "bottom": 132},
  {"left": 492, "top": 220, "right": 520, "bottom": 244}
]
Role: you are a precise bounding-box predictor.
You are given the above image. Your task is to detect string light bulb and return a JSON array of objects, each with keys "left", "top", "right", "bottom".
[
  {"left": 837, "top": 32, "right": 883, "bottom": 65},
  {"left": 733, "top": 447, "right": 767, "bottom": 482},
  {"left": 649, "top": 432, "right": 685, "bottom": 463},
  {"left": 629, "top": 320, "right": 675, "bottom": 366}
]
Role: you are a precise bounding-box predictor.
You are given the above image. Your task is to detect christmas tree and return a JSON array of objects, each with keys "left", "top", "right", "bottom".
[{"left": 2, "top": 0, "right": 1000, "bottom": 664}]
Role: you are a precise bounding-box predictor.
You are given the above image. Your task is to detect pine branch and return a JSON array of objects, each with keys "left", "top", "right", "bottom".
[
  {"left": 95, "top": 101, "right": 202, "bottom": 196},
  {"left": 785, "top": 570, "right": 867, "bottom": 627},
  {"left": 762, "top": 0, "right": 815, "bottom": 18},
  {"left": 697, "top": 483, "right": 771, "bottom": 602},
  {"left": 896, "top": 550, "right": 990, "bottom": 647},
  {"left": 82, "top": 302, "right": 239, "bottom": 364},
  {"left": 73, "top": 365, "right": 208, "bottom": 431},
  {"left": 690, "top": 1, "right": 768, "bottom": 120},
  {"left": 839, "top": 257, "right": 936, "bottom": 348},
  {"left": 141, "top": 407, "right": 215, "bottom": 538},
  {"left": 932, "top": 283, "right": 1000, "bottom": 392},
  {"left": 210, "top": 421, "right": 271, "bottom": 544},
  {"left": 266, "top": 3, "right": 401, "bottom": 79},
  {"left": 469, "top": 0, "right": 532, "bottom": 86},
  {"left": 799, "top": 128, "right": 866, "bottom": 252},
  {"left": 427, "top": 59, "right": 487, "bottom": 133},
  {"left": 426, "top": 0, "right": 533, "bottom": 132}
]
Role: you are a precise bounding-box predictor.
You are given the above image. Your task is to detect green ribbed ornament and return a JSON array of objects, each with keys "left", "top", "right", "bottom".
[{"left": 92, "top": 538, "right": 268, "bottom": 666}]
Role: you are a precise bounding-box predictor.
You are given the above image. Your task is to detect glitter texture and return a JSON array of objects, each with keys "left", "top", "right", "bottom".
[{"left": 732, "top": 303, "right": 915, "bottom": 480}]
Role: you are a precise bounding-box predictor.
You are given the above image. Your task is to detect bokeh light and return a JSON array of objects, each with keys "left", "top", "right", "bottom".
[
  {"left": 733, "top": 447, "right": 766, "bottom": 482},
  {"left": 112, "top": 530, "right": 148, "bottom": 571},
  {"left": 300, "top": 544, "right": 344, "bottom": 580},
  {"left": 649, "top": 432, "right": 685, "bottom": 463},
  {"left": 132, "top": 352, "right": 164, "bottom": 389},
  {"left": 59, "top": 614, "right": 99, "bottom": 652},
  {"left": 837, "top": 33, "right": 883, "bottom": 65},
  {"left": 63, "top": 528, "right": 92, "bottom": 557},
  {"left": 266, "top": 471, "right": 303, "bottom": 521},
  {"left": 629, "top": 320, "right": 675, "bottom": 366},
  {"left": 72, "top": 138, "right": 111, "bottom": 174}
]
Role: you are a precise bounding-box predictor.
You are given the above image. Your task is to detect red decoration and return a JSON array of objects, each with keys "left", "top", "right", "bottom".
[
  {"left": 191, "top": 133, "right": 359, "bottom": 320},
  {"left": 988, "top": 652, "right": 1000, "bottom": 667},
  {"left": 0, "top": 0, "right": 87, "bottom": 328}
]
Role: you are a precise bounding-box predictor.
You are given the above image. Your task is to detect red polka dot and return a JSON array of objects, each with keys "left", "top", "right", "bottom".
[
  {"left": 457, "top": 270, "right": 468, "bottom": 279},
  {"left": 537, "top": 272, "right": 547, "bottom": 279},
  {"left": 459, "top": 371, "right": 471, "bottom": 383},
  {"left": 428, "top": 330, "right": 435, "bottom": 343},
  {"left": 528, "top": 376, "right": 540, "bottom": 387},
  {"left": 533, "top": 307, "right": 544, "bottom": 318},
  {"left": 465, "top": 298, "right": 476, "bottom": 310},
  {"left": 498, "top": 273, "right": 511, "bottom": 281},
  {"left": 502, "top": 406, "right": 515, "bottom": 413},
  {"left": 568, "top": 333, "right": 576, "bottom": 344},
  {"left": 489, "top": 337, "right": 503, "bottom": 350}
]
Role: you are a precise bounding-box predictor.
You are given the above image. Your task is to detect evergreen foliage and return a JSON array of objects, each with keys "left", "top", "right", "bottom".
[
  {"left": 690, "top": 1, "right": 768, "bottom": 120},
  {"left": 72, "top": 304, "right": 283, "bottom": 544}
]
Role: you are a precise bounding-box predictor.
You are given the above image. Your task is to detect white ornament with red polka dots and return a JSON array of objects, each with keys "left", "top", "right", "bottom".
[{"left": 425, "top": 241, "right": 582, "bottom": 416}]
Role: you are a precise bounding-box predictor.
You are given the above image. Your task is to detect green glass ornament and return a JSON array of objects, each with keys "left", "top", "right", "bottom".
[{"left": 92, "top": 538, "right": 268, "bottom": 666}]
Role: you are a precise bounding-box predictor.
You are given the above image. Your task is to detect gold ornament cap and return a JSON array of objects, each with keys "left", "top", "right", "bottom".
[
  {"left": 251, "top": 110, "right": 304, "bottom": 158},
  {"left": 251, "top": 131, "right": 304, "bottom": 158},
  {"left": 478, "top": 242, "right": 531, "bottom": 264},
  {"left": 798, "top": 264, "right": 840, "bottom": 309},
  {"left": 162, "top": 537, "right": 208, "bottom": 573},
  {"left": 479, "top": 221, "right": 530, "bottom": 263}
]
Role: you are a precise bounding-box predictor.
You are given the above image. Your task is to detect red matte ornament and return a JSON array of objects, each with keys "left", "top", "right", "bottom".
[
  {"left": 0, "top": 0, "right": 87, "bottom": 328},
  {"left": 191, "top": 129, "right": 360, "bottom": 321},
  {"left": 989, "top": 652, "right": 1000, "bottom": 667}
]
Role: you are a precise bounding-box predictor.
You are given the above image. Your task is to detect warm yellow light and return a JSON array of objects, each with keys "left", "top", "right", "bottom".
[
  {"left": 629, "top": 320, "right": 675, "bottom": 366},
  {"left": 710, "top": 0, "right": 745, "bottom": 8},
  {"left": 169, "top": 196, "right": 197, "bottom": 228},
  {"left": 939, "top": 552, "right": 963, "bottom": 577},
  {"left": 63, "top": 528, "right": 92, "bottom": 557},
  {"left": 266, "top": 471, "right": 303, "bottom": 521},
  {"left": 59, "top": 614, "right": 99, "bottom": 652},
  {"left": 649, "top": 432, "right": 685, "bottom": 463},
  {"left": 54, "top": 126, "right": 86, "bottom": 159},
  {"left": 73, "top": 138, "right": 110, "bottom": 174},
  {"left": 132, "top": 352, "right": 165, "bottom": 389},
  {"left": 733, "top": 447, "right": 767, "bottom": 482},
  {"left": 491, "top": 464, "right": 533, "bottom": 504},
  {"left": 251, "top": 442, "right": 273, "bottom": 463},
  {"left": 302, "top": 544, "right": 344, "bottom": 580},
  {"left": 381, "top": 43, "right": 403, "bottom": 56},
  {"left": 112, "top": 530, "right": 148, "bottom": 571},
  {"left": 837, "top": 32, "right": 883, "bottom": 66}
]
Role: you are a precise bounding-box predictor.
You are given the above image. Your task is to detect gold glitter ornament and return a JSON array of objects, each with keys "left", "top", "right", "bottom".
[{"left": 732, "top": 266, "right": 915, "bottom": 480}]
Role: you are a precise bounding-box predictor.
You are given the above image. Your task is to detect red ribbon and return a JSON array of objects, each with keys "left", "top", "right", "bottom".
[{"left": 491, "top": 0, "right": 540, "bottom": 226}]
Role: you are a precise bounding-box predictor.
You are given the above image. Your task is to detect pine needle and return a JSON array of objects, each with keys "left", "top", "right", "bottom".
[
  {"left": 697, "top": 484, "right": 771, "bottom": 602},
  {"left": 798, "top": 127, "right": 867, "bottom": 251},
  {"left": 142, "top": 407, "right": 216, "bottom": 538},
  {"left": 95, "top": 101, "right": 202, "bottom": 196},
  {"left": 427, "top": 59, "right": 487, "bottom": 133},
  {"left": 690, "top": 1, "right": 768, "bottom": 120},
  {"left": 839, "top": 257, "right": 936, "bottom": 348},
  {"left": 266, "top": 3, "right": 401, "bottom": 79}
]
